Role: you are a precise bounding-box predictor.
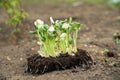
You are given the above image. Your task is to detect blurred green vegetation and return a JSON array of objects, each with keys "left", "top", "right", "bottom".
[
  {"left": 108, "top": 0, "right": 120, "bottom": 8},
  {"left": 22, "top": 0, "right": 120, "bottom": 8},
  {"left": 0, "top": 0, "right": 28, "bottom": 35},
  {"left": 23, "top": 0, "right": 106, "bottom": 5},
  {"left": 0, "top": 0, "right": 27, "bottom": 26}
]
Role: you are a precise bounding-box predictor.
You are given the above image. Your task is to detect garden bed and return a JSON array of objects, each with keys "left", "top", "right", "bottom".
[{"left": 0, "top": 1, "right": 120, "bottom": 80}]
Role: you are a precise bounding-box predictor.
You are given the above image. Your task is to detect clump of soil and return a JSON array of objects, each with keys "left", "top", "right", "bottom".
[
  {"left": 26, "top": 49, "right": 93, "bottom": 74},
  {"left": 106, "top": 52, "right": 115, "bottom": 57}
]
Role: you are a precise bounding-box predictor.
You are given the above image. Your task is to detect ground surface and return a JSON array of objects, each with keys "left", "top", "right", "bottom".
[{"left": 0, "top": 1, "right": 120, "bottom": 80}]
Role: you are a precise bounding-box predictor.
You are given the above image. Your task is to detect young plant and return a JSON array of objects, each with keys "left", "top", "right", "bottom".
[
  {"left": 108, "top": 0, "right": 120, "bottom": 8},
  {"left": 102, "top": 48, "right": 109, "bottom": 54},
  {"left": 113, "top": 32, "right": 120, "bottom": 44},
  {"left": 0, "top": 0, "right": 28, "bottom": 34},
  {"left": 30, "top": 17, "right": 82, "bottom": 57},
  {"left": 102, "top": 48, "right": 115, "bottom": 57}
]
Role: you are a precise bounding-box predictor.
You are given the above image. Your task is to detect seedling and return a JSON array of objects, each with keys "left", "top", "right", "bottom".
[
  {"left": 113, "top": 32, "right": 120, "bottom": 44},
  {"left": 102, "top": 48, "right": 115, "bottom": 57},
  {"left": 108, "top": 0, "right": 120, "bottom": 8},
  {"left": 102, "top": 48, "right": 109, "bottom": 53},
  {"left": 0, "top": 0, "right": 28, "bottom": 34},
  {"left": 30, "top": 17, "right": 82, "bottom": 57}
]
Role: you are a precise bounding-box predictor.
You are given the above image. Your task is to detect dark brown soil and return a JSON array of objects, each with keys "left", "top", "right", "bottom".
[
  {"left": 26, "top": 49, "right": 93, "bottom": 74},
  {"left": 0, "top": 1, "right": 120, "bottom": 80},
  {"left": 106, "top": 51, "right": 115, "bottom": 57}
]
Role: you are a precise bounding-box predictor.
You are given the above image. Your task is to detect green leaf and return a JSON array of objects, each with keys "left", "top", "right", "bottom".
[
  {"left": 41, "top": 36, "right": 45, "bottom": 41},
  {"left": 43, "top": 24, "right": 49, "bottom": 31},
  {"left": 55, "top": 21, "right": 62, "bottom": 29},
  {"left": 68, "top": 37, "right": 73, "bottom": 44},
  {"left": 73, "top": 22, "right": 81, "bottom": 29},
  {"left": 35, "top": 25, "right": 42, "bottom": 30},
  {"left": 11, "top": 0, "right": 19, "bottom": 7},
  {"left": 29, "top": 31, "right": 37, "bottom": 34},
  {"left": 7, "top": 8, "right": 14, "bottom": 14},
  {"left": 69, "top": 17, "right": 72, "bottom": 23},
  {"left": 116, "top": 39, "right": 120, "bottom": 44}
]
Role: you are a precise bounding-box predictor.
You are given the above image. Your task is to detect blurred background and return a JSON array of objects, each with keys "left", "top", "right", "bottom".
[
  {"left": 0, "top": 0, "right": 120, "bottom": 45},
  {"left": 22, "top": 0, "right": 120, "bottom": 7}
]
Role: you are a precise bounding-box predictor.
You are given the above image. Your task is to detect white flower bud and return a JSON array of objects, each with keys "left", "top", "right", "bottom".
[
  {"left": 48, "top": 26, "right": 54, "bottom": 32},
  {"left": 34, "top": 19, "right": 44, "bottom": 26},
  {"left": 55, "top": 20, "right": 59, "bottom": 23},
  {"left": 62, "top": 23, "right": 69, "bottom": 29},
  {"left": 37, "top": 41, "right": 43, "bottom": 45},
  {"left": 60, "top": 33, "right": 67, "bottom": 38},
  {"left": 50, "top": 17, "right": 54, "bottom": 23}
]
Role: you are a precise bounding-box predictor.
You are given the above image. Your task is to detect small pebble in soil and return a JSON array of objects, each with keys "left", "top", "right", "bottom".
[
  {"left": 84, "top": 44, "right": 88, "bottom": 47},
  {"left": 32, "top": 76, "right": 35, "bottom": 79},
  {"left": 6, "top": 56, "right": 11, "bottom": 61},
  {"left": 16, "top": 45, "right": 19, "bottom": 48},
  {"left": 20, "top": 58, "right": 23, "bottom": 61},
  {"left": 31, "top": 48, "right": 35, "bottom": 50},
  {"left": 118, "top": 53, "right": 120, "bottom": 57}
]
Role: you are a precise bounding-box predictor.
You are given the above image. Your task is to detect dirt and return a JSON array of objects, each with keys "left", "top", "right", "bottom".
[
  {"left": 105, "top": 51, "right": 115, "bottom": 57},
  {"left": 26, "top": 49, "right": 93, "bottom": 74},
  {"left": 0, "top": 1, "right": 120, "bottom": 80}
]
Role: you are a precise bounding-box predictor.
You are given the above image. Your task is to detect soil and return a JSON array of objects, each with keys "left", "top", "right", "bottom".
[
  {"left": 0, "top": 1, "right": 120, "bottom": 80},
  {"left": 26, "top": 49, "right": 93, "bottom": 74},
  {"left": 106, "top": 51, "right": 115, "bottom": 57}
]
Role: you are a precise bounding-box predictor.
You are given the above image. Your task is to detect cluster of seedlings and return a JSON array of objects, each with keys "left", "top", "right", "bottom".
[{"left": 26, "top": 17, "right": 93, "bottom": 74}]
